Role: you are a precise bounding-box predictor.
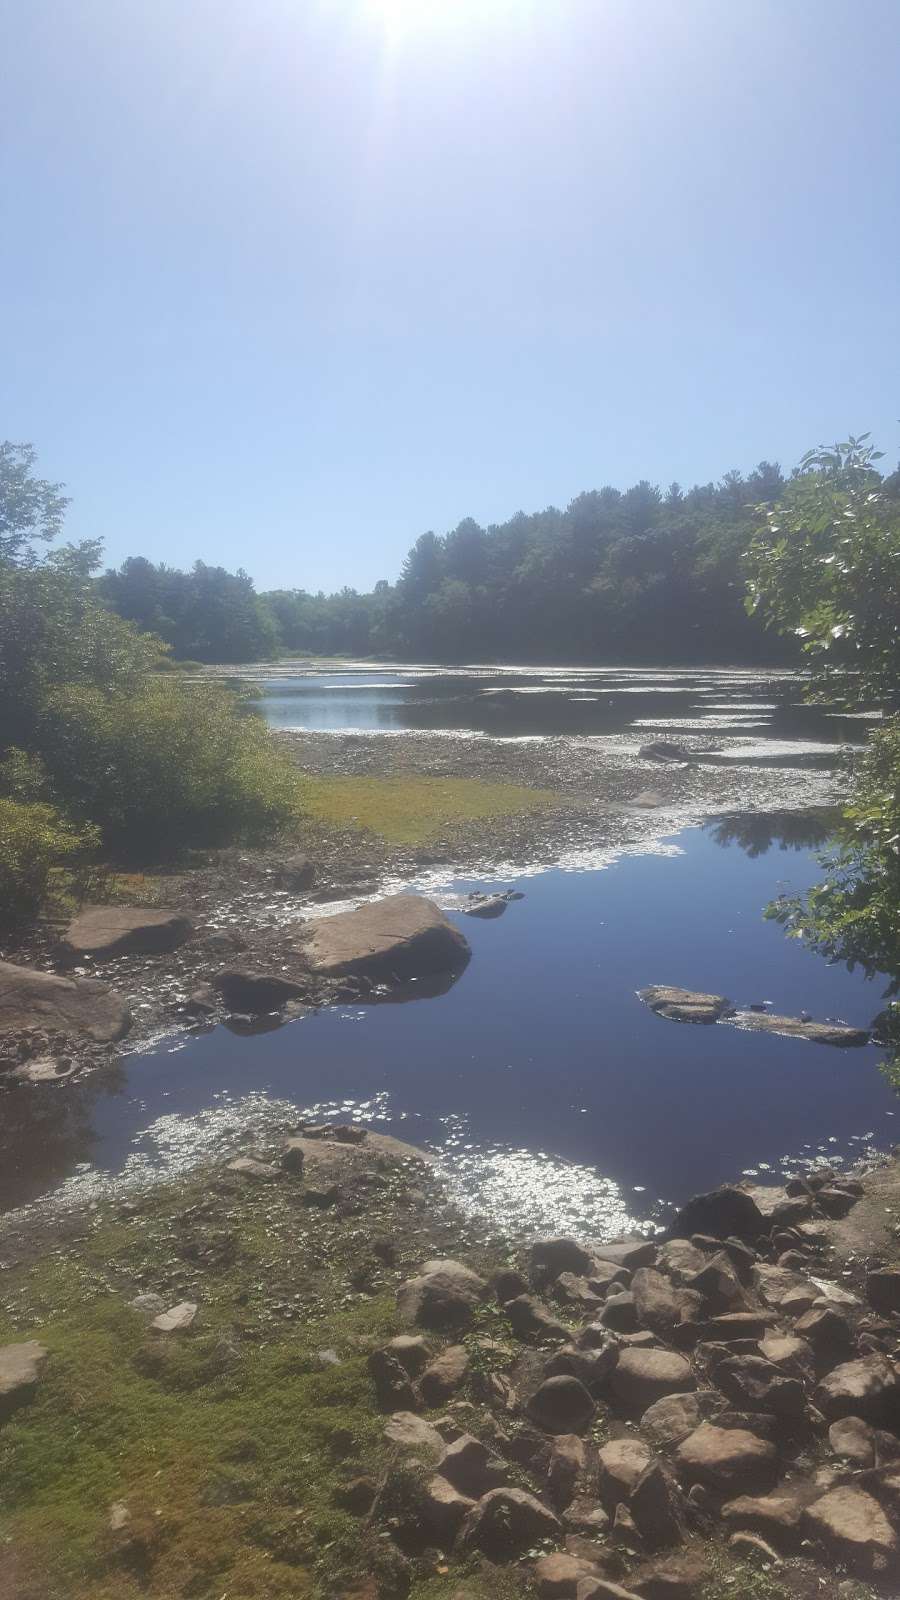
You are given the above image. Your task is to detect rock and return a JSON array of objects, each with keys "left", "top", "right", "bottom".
[
  {"left": 555, "top": 1273, "right": 606, "bottom": 1314},
  {"left": 631, "top": 1269, "right": 690, "bottom": 1335},
  {"left": 212, "top": 968, "right": 309, "bottom": 1012},
  {"left": 368, "top": 1349, "right": 417, "bottom": 1411},
  {"left": 463, "top": 896, "right": 508, "bottom": 920},
  {"left": 637, "top": 986, "right": 733, "bottom": 1025},
  {"left": 224, "top": 1155, "right": 279, "bottom": 1180},
  {"left": 422, "top": 1474, "right": 475, "bottom": 1542},
  {"left": 397, "top": 1259, "right": 487, "bottom": 1330},
  {"left": 436, "top": 1433, "right": 507, "bottom": 1497},
  {"left": 383, "top": 1412, "right": 443, "bottom": 1458},
  {"left": 298, "top": 894, "right": 470, "bottom": 980},
  {"left": 108, "top": 1500, "right": 131, "bottom": 1532},
  {"left": 728, "top": 1011, "right": 869, "bottom": 1047},
  {"left": 0, "top": 959, "right": 131, "bottom": 1043},
  {"left": 705, "top": 1312, "right": 771, "bottom": 1340},
  {"left": 829, "top": 1416, "right": 876, "bottom": 1466},
  {"left": 547, "top": 1435, "right": 589, "bottom": 1509},
  {"left": 597, "top": 1439, "right": 653, "bottom": 1507},
  {"left": 817, "top": 1187, "right": 862, "bottom": 1216},
  {"left": 531, "top": 1237, "right": 600, "bottom": 1279},
  {"left": 277, "top": 853, "right": 316, "bottom": 891},
  {"left": 815, "top": 1354, "right": 900, "bottom": 1425},
  {"left": 460, "top": 1486, "right": 561, "bottom": 1559},
  {"left": 593, "top": 1240, "right": 658, "bottom": 1270},
  {"left": 669, "top": 1187, "right": 764, "bottom": 1242},
  {"left": 720, "top": 1491, "right": 805, "bottom": 1551},
  {"left": 546, "top": 1341, "right": 620, "bottom": 1393},
  {"left": 752, "top": 1263, "right": 818, "bottom": 1315},
  {"left": 494, "top": 1268, "right": 530, "bottom": 1304},
  {"left": 632, "top": 790, "right": 665, "bottom": 809},
  {"left": 674, "top": 1423, "right": 777, "bottom": 1494},
  {"left": 610, "top": 1349, "right": 694, "bottom": 1412},
  {"left": 639, "top": 741, "right": 694, "bottom": 763},
  {"left": 334, "top": 1475, "right": 378, "bottom": 1514},
  {"left": 0, "top": 1340, "right": 47, "bottom": 1419},
  {"left": 632, "top": 1550, "right": 712, "bottom": 1598},
  {"left": 528, "top": 1375, "right": 596, "bottom": 1434},
  {"left": 576, "top": 1582, "right": 642, "bottom": 1600},
  {"left": 506, "top": 1294, "right": 571, "bottom": 1343},
  {"left": 683, "top": 1256, "right": 744, "bottom": 1313},
  {"left": 151, "top": 1301, "right": 197, "bottom": 1333},
  {"left": 658, "top": 1239, "right": 708, "bottom": 1280},
  {"left": 727, "top": 1532, "right": 781, "bottom": 1566},
  {"left": 599, "top": 1292, "right": 639, "bottom": 1333},
  {"left": 611, "top": 1503, "right": 639, "bottom": 1545},
  {"left": 535, "top": 1553, "right": 604, "bottom": 1598},
  {"left": 867, "top": 1269, "right": 900, "bottom": 1315},
  {"left": 630, "top": 1461, "right": 684, "bottom": 1550},
  {"left": 793, "top": 1306, "right": 853, "bottom": 1354},
  {"left": 758, "top": 1334, "right": 814, "bottom": 1373},
  {"left": 713, "top": 1355, "right": 805, "bottom": 1417},
  {"left": 804, "top": 1485, "right": 898, "bottom": 1575},
  {"left": 420, "top": 1345, "right": 470, "bottom": 1406},
  {"left": 385, "top": 1335, "right": 430, "bottom": 1377},
  {"left": 61, "top": 906, "right": 193, "bottom": 959},
  {"left": 640, "top": 1393, "right": 708, "bottom": 1448},
  {"left": 564, "top": 1498, "right": 611, "bottom": 1537},
  {"left": 128, "top": 1292, "right": 167, "bottom": 1317}
]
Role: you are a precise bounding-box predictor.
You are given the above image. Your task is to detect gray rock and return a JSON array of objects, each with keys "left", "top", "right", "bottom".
[
  {"left": 61, "top": 906, "right": 193, "bottom": 959},
  {"left": 277, "top": 853, "right": 316, "bottom": 891},
  {"left": 728, "top": 1010, "right": 869, "bottom": 1047},
  {"left": 151, "top": 1302, "right": 197, "bottom": 1334},
  {"left": 547, "top": 1434, "right": 589, "bottom": 1509},
  {"left": 528, "top": 1375, "right": 596, "bottom": 1434},
  {"left": 866, "top": 1268, "right": 900, "bottom": 1315},
  {"left": 713, "top": 1355, "right": 805, "bottom": 1417},
  {"left": 397, "top": 1259, "right": 487, "bottom": 1330},
  {"left": 727, "top": 1531, "right": 781, "bottom": 1566},
  {"left": 815, "top": 1354, "right": 900, "bottom": 1425},
  {"left": 297, "top": 893, "right": 470, "bottom": 980},
  {"left": 460, "top": 1486, "right": 561, "bottom": 1558},
  {"left": 638, "top": 986, "right": 733, "bottom": 1025},
  {"left": 804, "top": 1485, "right": 898, "bottom": 1575},
  {"left": 383, "top": 1411, "right": 443, "bottom": 1457},
  {"left": 506, "top": 1294, "right": 571, "bottom": 1343},
  {"left": 0, "top": 1340, "right": 47, "bottom": 1419},
  {"left": 385, "top": 1335, "right": 430, "bottom": 1376},
  {"left": 422, "top": 1474, "right": 475, "bottom": 1542},
  {"left": 224, "top": 1155, "right": 279, "bottom": 1180},
  {"left": 674, "top": 1423, "right": 777, "bottom": 1494},
  {"left": 463, "top": 896, "right": 508, "bottom": 919},
  {"left": 631, "top": 1269, "right": 689, "bottom": 1335},
  {"left": 640, "top": 1393, "right": 707, "bottom": 1448},
  {"left": 610, "top": 1349, "right": 694, "bottom": 1411},
  {"left": 599, "top": 1291, "right": 639, "bottom": 1333},
  {"left": 436, "top": 1433, "right": 507, "bottom": 1497},
  {"left": 0, "top": 959, "right": 131, "bottom": 1043},
  {"left": 420, "top": 1345, "right": 470, "bottom": 1406},
  {"left": 751, "top": 1263, "right": 818, "bottom": 1315},
  {"left": 719, "top": 1491, "right": 805, "bottom": 1551},
  {"left": 597, "top": 1439, "right": 653, "bottom": 1507},
  {"left": 128, "top": 1292, "right": 167, "bottom": 1317},
  {"left": 669, "top": 1186, "right": 765, "bottom": 1241},
  {"left": 535, "top": 1552, "right": 604, "bottom": 1598},
  {"left": 630, "top": 1461, "right": 684, "bottom": 1550},
  {"left": 368, "top": 1349, "right": 417, "bottom": 1411},
  {"left": 639, "top": 741, "right": 695, "bottom": 764},
  {"left": 531, "top": 1237, "right": 599, "bottom": 1279},
  {"left": 829, "top": 1416, "right": 876, "bottom": 1467},
  {"left": 213, "top": 968, "right": 309, "bottom": 1012}
]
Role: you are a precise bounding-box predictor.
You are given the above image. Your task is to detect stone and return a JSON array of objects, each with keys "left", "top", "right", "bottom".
[
  {"left": 0, "top": 1340, "right": 47, "bottom": 1419},
  {"left": 793, "top": 1306, "right": 853, "bottom": 1353},
  {"left": 108, "top": 1501, "right": 131, "bottom": 1532},
  {"left": 555, "top": 1273, "right": 606, "bottom": 1314},
  {"left": 630, "top": 1461, "right": 684, "bottom": 1550},
  {"left": 464, "top": 896, "right": 508, "bottom": 920},
  {"left": 727, "top": 1532, "right": 781, "bottom": 1566},
  {"left": 632, "top": 1550, "right": 712, "bottom": 1598},
  {"left": 494, "top": 1268, "right": 530, "bottom": 1304},
  {"left": 385, "top": 1335, "right": 430, "bottom": 1376},
  {"left": 599, "top": 1292, "right": 639, "bottom": 1333},
  {"left": 593, "top": 1240, "right": 658, "bottom": 1270},
  {"left": 128, "top": 1292, "right": 167, "bottom": 1317},
  {"left": 61, "top": 906, "right": 193, "bottom": 959},
  {"left": 563, "top": 1498, "right": 611, "bottom": 1537},
  {"left": 611, "top": 1503, "right": 639, "bottom": 1545},
  {"left": 436, "top": 1434, "right": 507, "bottom": 1497},
  {"left": 597, "top": 1439, "right": 653, "bottom": 1507},
  {"left": 720, "top": 1492, "right": 805, "bottom": 1551},
  {"left": 280, "top": 1138, "right": 306, "bottom": 1174},
  {"left": 151, "top": 1301, "right": 197, "bottom": 1333},
  {"left": 224, "top": 1155, "right": 278, "bottom": 1180},
  {"left": 420, "top": 1345, "right": 470, "bottom": 1406},
  {"left": 547, "top": 1434, "right": 589, "bottom": 1509},
  {"left": 683, "top": 1256, "right": 744, "bottom": 1313},
  {"left": 669, "top": 1187, "right": 765, "bottom": 1242},
  {"left": 611, "top": 1349, "right": 694, "bottom": 1412},
  {"left": 460, "top": 1486, "right": 561, "bottom": 1559},
  {"left": 758, "top": 1334, "right": 814, "bottom": 1373},
  {"left": 705, "top": 1312, "right": 771, "bottom": 1340},
  {"left": 727, "top": 1011, "right": 869, "bottom": 1047},
  {"left": 631, "top": 1269, "right": 689, "bottom": 1335},
  {"left": 829, "top": 1416, "right": 876, "bottom": 1467},
  {"left": 383, "top": 1411, "right": 443, "bottom": 1457},
  {"left": 531, "top": 1238, "right": 599, "bottom": 1279},
  {"left": 815, "top": 1355, "right": 900, "bottom": 1424},
  {"left": 632, "top": 790, "right": 665, "bottom": 808},
  {"left": 804, "top": 1485, "right": 898, "bottom": 1575},
  {"left": 0, "top": 959, "right": 131, "bottom": 1043},
  {"left": 422, "top": 1475, "right": 476, "bottom": 1542},
  {"left": 368, "top": 1349, "right": 417, "bottom": 1411},
  {"left": 546, "top": 1342, "right": 620, "bottom": 1392},
  {"left": 528, "top": 1375, "right": 596, "bottom": 1434},
  {"left": 334, "top": 1475, "right": 377, "bottom": 1514},
  {"left": 752, "top": 1263, "right": 818, "bottom": 1315},
  {"left": 397, "top": 1259, "right": 487, "bottom": 1330},
  {"left": 713, "top": 1355, "right": 805, "bottom": 1417},
  {"left": 535, "top": 1553, "right": 604, "bottom": 1598},
  {"left": 277, "top": 853, "right": 316, "bottom": 891},
  {"left": 639, "top": 741, "right": 695, "bottom": 763},
  {"left": 674, "top": 1423, "right": 777, "bottom": 1494},
  {"left": 637, "top": 986, "right": 733, "bottom": 1025},
  {"left": 866, "top": 1268, "right": 900, "bottom": 1316},
  {"left": 817, "top": 1187, "right": 861, "bottom": 1217},
  {"left": 298, "top": 894, "right": 470, "bottom": 980},
  {"left": 213, "top": 968, "right": 309, "bottom": 1012},
  {"left": 506, "top": 1294, "right": 572, "bottom": 1343},
  {"left": 577, "top": 1583, "right": 642, "bottom": 1600},
  {"left": 640, "top": 1393, "right": 709, "bottom": 1448}
]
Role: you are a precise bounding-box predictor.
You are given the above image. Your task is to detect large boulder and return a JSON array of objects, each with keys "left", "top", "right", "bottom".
[
  {"left": 460, "top": 1486, "right": 561, "bottom": 1558},
  {"left": 297, "top": 894, "right": 470, "bottom": 981},
  {"left": 0, "top": 959, "right": 130, "bottom": 1043},
  {"left": 729, "top": 1010, "right": 869, "bottom": 1047},
  {"left": 212, "top": 968, "right": 310, "bottom": 1012},
  {"left": 0, "top": 1340, "right": 47, "bottom": 1420},
  {"left": 60, "top": 906, "right": 193, "bottom": 960},
  {"left": 397, "top": 1259, "right": 487, "bottom": 1330},
  {"left": 668, "top": 1186, "right": 765, "bottom": 1241},
  {"left": 804, "top": 1486, "right": 898, "bottom": 1575},
  {"left": 638, "top": 986, "right": 733, "bottom": 1025},
  {"left": 674, "top": 1423, "right": 777, "bottom": 1494},
  {"left": 528, "top": 1375, "right": 596, "bottom": 1434},
  {"left": 597, "top": 1439, "right": 653, "bottom": 1507},
  {"left": 611, "top": 1349, "right": 695, "bottom": 1412},
  {"left": 815, "top": 1354, "right": 900, "bottom": 1425}
]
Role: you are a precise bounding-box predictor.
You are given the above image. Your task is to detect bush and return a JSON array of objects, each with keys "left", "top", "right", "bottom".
[
  {"left": 0, "top": 798, "right": 99, "bottom": 925},
  {"left": 37, "top": 678, "right": 299, "bottom": 859}
]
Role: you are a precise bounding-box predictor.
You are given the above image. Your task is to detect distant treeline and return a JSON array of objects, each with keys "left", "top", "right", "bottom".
[{"left": 96, "top": 460, "right": 900, "bottom": 664}]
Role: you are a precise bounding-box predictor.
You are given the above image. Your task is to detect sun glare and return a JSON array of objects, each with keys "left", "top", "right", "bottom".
[{"left": 361, "top": 0, "right": 522, "bottom": 41}]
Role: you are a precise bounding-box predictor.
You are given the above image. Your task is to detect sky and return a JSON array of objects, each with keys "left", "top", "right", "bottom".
[{"left": 2, "top": 0, "right": 899, "bottom": 593}]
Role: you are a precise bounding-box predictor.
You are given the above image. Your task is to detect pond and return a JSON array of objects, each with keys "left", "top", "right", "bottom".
[{"left": 2, "top": 818, "right": 895, "bottom": 1240}]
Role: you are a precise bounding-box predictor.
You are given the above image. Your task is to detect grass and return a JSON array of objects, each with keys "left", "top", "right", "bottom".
[{"left": 295, "top": 775, "right": 560, "bottom": 846}]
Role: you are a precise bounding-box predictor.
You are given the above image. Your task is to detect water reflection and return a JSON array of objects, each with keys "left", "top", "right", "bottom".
[
  {"left": 0, "top": 1061, "right": 125, "bottom": 1210},
  {"left": 705, "top": 809, "right": 839, "bottom": 858}
]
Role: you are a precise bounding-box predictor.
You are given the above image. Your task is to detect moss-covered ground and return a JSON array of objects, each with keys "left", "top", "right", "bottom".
[{"left": 294, "top": 775, "right": 561, "bottom": 846}]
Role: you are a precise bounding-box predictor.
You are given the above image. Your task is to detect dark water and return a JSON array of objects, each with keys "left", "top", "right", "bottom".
[
  {"left": 4, "top": 825, "right": 896, "bottom": 1237},
  {"left": 259, "top": 664, "right": 874, "bottom": 750}
]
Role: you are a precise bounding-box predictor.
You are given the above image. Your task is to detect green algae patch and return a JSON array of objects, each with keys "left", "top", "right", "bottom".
[{"left": 294, "top": 774, "right": 561, "bottom": 846}]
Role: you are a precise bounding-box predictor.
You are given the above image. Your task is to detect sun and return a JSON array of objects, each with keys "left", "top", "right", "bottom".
[{"left": 361, "top": 0, "right": 518, "bottom": 40}]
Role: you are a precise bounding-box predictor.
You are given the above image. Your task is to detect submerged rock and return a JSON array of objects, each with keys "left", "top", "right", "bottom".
[
  {"left": 297, "top": 894, "right": 470, "bottom": 980},
  {"left": 638, "top": 986, "right": 734, "bottom": 1025},
  {"left": 212, "top": 968, "right": 310, "bottom": 1012},
  {"left": 729, "top": 1010, "right": 869, "bottom": 1047}
]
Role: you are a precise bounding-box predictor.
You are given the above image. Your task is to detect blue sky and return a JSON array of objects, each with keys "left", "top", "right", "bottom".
[{"left": 3, "top": 0, "right": 899, "bottom": 592}]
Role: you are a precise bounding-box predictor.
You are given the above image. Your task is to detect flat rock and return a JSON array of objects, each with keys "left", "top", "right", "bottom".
[
  {"left": 597, "top": 1439, "right": 653, "bottom": 1506},
  {"left": 460, "top": 1485, "right": 561, "bottom": 1558},
  {"left": 224, "top": 1155, "right": 279, "bottom": 1180},
  {"left": 674, "top": 1423, "right": 777, "bottom": 1494},
  {"left": 815, "top": 1354, "right": 900, "bottom": 1425},
  {"left": 507, "top": 1294, "right": 572, "bottom": 1343},
  {"left": 576, "top": 1579, "right": 642, "bottom": 1600},
  {"left": 631, "top": 1550, "right": 712, "bottom": 1598},
  {"left": 420, "top": 1345, "right": 470, "bottom": 1406},
  {"left": 640, "top": 1392, "right": 707, "bottom": 1448},
  {"left": 669, "top": 1186, "right": 765, "bottom": 1242},
  {"left": 611, "top": 1349, "right": 694, "bottom": 1411},
  {"left": 592, "top": 1240, "right": 657, "bottom": 1270},
  {"left": 422, "top": 1475, "right": 475, "bottom": 1541},
  {"left": 631, "top": 1269, "right": 690, "bottom": 1334},
  {"left": 804, "top": 1485, "right": 898, "bottom": 1574},
  {"left": 752, "top": 1263, "right": 818, "bottom": 1315},
  {"left": 829, "top": 1416, "right": 876, "bottom": 1467},
  {"left": 151, "top": 1301, "right": 197, "bottom": 1333},
  {"left": 463, "top": 896, "right": 508, "bottom": 920},
  {"left": 637, "top": 986, "right": 733, "bottom": 1025},
  {"left": 437, "top": 1433, "right": 507, "bottom": 1497},
  {"left": 713, "top": 1355, "right": 805, "bottom": 1417},
  {"left": 297, "top": 894, "right": 470, "bottom": 980},
  {"left": 728, "top": 1010, "right": 869, "bottom": 1047},
  {"left": 535, "top": 1553, "right": 604, "bottom": 1598},
  {"left": 61, "top": 905, "right": 193, "bottom": 959},
  {"left": 0, "top": 959, "right": 131, "bottom": 1043},
  {"left": 720, "top": 1491, "right": 805, "bottom": 1551},
  {"left": 383, "top": 1411, "right": 444, "bottom": 1457},
  {"left": 397, "top": 1259, "right": 487, "bottom": 1330},
  {"left": 0, "top": 1340, "right": 47, "bottom": 1418}
]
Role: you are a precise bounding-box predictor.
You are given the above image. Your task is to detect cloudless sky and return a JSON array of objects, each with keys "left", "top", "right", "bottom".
[{"left": 3, "top": 0, "right": 899, "bottom": 591}]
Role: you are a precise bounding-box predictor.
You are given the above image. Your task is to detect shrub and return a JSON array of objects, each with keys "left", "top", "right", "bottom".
[
  {"left": 37, "top": 678, "right": 299, "bottom": 859},
  {"left": 0, "top": 798, "right": 99, "bottom": 925}
]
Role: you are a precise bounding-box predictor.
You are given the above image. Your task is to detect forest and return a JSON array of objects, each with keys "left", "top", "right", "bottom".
[{"left": 99, "top": 456, "right": 900, "bottom": 665}]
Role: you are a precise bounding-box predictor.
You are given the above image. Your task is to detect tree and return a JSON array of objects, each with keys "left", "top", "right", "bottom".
[
  {"left": 744, "top": 435, "right": 899, "bottom": 708},
  {"left": 0, "top": 442, "right": 69, "bottom": 564}
]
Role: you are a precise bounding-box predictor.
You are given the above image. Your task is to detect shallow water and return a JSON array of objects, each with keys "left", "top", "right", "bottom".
[{"left": 3, "top": 825, "right": 895, "bottom": 1239}]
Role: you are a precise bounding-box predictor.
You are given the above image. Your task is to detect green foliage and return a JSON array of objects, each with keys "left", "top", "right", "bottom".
[
  {"left": 0, "top": 798, "right": 99, "bottom": 925},
  {"left": 744, "top": 434, "right": 900, "bottom": 707},
  {"left": 765, "top": 717, "right": 900, "bottom": 993},
  {"left": 36, "top": 679, "right": 299, "bottom": 858},
  {"left": 99, "top": 556, "right": 279, "bottom": 663},
  {"left": 0, "top": 441, "right": 69, "bottom": 563}
]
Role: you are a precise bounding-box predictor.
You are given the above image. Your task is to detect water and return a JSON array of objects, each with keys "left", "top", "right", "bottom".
[
  {"left": 258, "top": 663, "right": 873, "bottom": 748},
  {"left": 3, "top": 823, "right": 896, "bottom": 1238}
]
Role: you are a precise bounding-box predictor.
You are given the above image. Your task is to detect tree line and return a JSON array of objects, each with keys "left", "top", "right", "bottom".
[{"left": 100, "top": 457, "right": 900, "bottom": 665}]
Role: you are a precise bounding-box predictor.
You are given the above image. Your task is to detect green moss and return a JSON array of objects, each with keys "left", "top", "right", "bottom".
[{"left": 294, "top": 774, "right": 561, "bottom": 845}]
